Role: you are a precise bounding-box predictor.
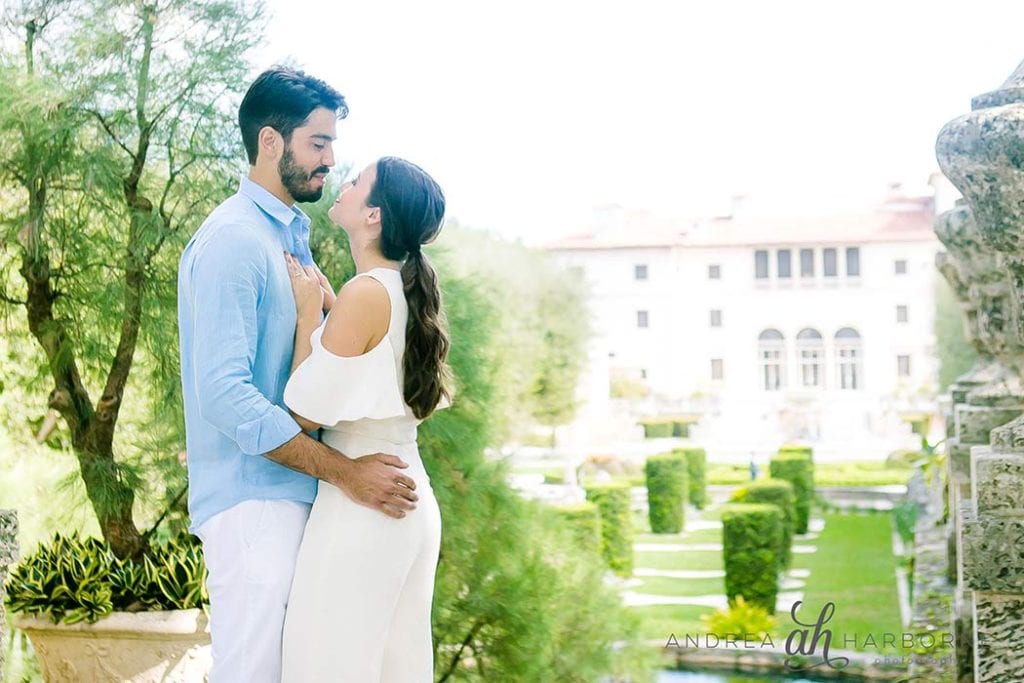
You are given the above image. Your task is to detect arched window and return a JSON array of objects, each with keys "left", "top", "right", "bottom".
[
  {"left": 758, "top": 329, "right": 785, "bottom": 391},
  {"left": 797, "top": 328, "right": 824, "bottom": 388},
  {"left": 834, "top": 327, "right": 862, "bottom": 390}
]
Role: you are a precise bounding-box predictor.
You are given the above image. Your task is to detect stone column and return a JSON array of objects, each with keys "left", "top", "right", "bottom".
[
  {"left": 0, "top": 509, "right": 19, "bottom": 681},
  {"left": 934, "top": 201, "right": 1024, "bottom": 681},
  {"left": 936, "top": 57, "right": 1024, "bottom": 682}
]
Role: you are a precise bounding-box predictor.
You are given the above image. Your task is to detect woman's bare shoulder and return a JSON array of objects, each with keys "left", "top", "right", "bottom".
[{"left": 320, "top": 275, "right": 391, "bottom": 356}]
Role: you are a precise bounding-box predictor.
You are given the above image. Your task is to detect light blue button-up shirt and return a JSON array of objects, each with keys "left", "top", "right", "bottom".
[{"left": 178, "top": 176, "right": 319, "bottom": 532}]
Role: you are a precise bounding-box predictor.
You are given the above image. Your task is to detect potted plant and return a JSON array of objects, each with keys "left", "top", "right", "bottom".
[{"left": 5, "top": 532, "right": 210, "bottom": 682}]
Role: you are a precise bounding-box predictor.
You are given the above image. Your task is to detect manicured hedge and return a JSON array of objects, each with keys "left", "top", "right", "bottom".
[
  {"left": 585, "top": 484, "right": 634, "bottom": 576},
  {"left": 552, "top": 502, "right": 602, "bottom": 557},
  {"left": 770, "top": 452, "right": 814, "bottom": 534},
  {"left": 638, "top": 417, "right": 694, "bottom": 438},
  {"left": 778, "top": 444, "right": 814, "bottom": 464},
  {"left": 645, "top": 454, "right": 688, "bottom": 533},
  {"left": 731, "top": 478, "right": 796, "bottom": 569},
  {"left": 720, "top": 503, "right": 783, "bottom": 613},
  {"left": 674, "top": 447, "right": 708, "bottom": 509}
]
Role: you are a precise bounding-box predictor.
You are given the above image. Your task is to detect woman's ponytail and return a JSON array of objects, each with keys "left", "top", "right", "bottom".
[{"left": 370, "top": 157, "right": 453, "bottom": 419}]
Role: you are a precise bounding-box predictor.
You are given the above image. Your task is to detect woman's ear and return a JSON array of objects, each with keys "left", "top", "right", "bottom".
[{"left": 366, "top": 206, "right": 382, "bottom": 227}]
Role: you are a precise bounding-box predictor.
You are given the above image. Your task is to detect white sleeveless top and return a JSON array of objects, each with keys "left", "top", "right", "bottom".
[{"left": 283, "top": 267, "right": 447, "bottom": 451}]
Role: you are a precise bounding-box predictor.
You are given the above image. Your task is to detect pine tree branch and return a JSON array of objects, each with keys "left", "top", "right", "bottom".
[{"left": 84, "top": 109, "right": 134, "bottom": 158}]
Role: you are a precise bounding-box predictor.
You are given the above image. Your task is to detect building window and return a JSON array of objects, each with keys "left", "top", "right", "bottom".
[
  {"left": 637, "top": 310, "right": 649, "bottom": 328},
  {"left": 800, "top": 248, "right": 814, "bottom": 278},
  {"left": 896, "top": 305, "right": 908, "bottom": 323},
  {"left": 897, "top": 355, "right": 911, "bottom": 377},
  {"left": 823, "top": 248, "right": 838, "bottom": 277},
  {"left": 758, "top": 329, "right": 786, "bottom": 391},
  {"left": 711, "top": 358, "right": 724, "bottom": 380},
  {"left": 797, "top": 328, "right": 824, "bottom": 388},
  {"left": 846, "top": 247, "right": 860, "bottom": 277},
  {"left": 835, "top": 327, "right": 862, "bottom": 390},
  {"left": 894, "top": 259, "right": 907, "bottom": 275},
  {"left": 635, "top": 264, "right": 648, "bottom": 281},
  {"left": 708, "top": 264, "right": 721, "bottom": 279},
  {"left": 777, "top": 249, "right": 792, "bottom": 279},
  {"left": 710, "top": 309, "right": 722, "bottom": 327},
  {"left": 755, "top": 250, "right": 769, "bottom": 279}
]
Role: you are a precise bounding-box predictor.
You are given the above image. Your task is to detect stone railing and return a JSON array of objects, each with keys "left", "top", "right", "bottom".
[
  {"left": 933, "top": 57, "right": 1024, "bottom": 682},
  {"left": 0, "top": 509, "right": 19, "bottom": 681}
]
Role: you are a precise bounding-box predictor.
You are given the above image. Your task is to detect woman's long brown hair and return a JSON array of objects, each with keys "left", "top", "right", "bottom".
[{"left": 368, "top": 157, "right": 453, "bottom": 419}]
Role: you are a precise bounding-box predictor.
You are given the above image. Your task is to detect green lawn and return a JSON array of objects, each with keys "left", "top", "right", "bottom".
[
  {"left": 634, "top": 576, "right": 725, "bottom": 596},
  {"left": 790, "top": 511, "right": 903, "bottom": 653},
  {"left": 636, "top": 528, "right": 721, "bottom": 545},
  {"left": 635, "top": 550, "right": 724, "bottom": 572},
  {"left": 706, "top": 461, "right": 912, "bottom": 487},
  {"left": 629, "top": 506, "right": 904, "bottom": 654}
]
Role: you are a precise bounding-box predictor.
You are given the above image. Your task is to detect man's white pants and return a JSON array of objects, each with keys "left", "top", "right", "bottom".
[{"left": 195, "top": 499, "right": 311, "bottom": 683}]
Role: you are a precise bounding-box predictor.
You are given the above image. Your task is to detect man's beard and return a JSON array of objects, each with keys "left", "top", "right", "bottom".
[{"left": 279, "top": 146, "right": 326, "bottom": 203}]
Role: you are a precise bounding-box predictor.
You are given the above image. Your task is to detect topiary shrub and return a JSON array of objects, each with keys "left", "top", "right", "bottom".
[
  {"left": 720, "top": 503, "right": 782, "bottom": 613},
  {"left": 770, "top": 452, "right": 814, "bottom": 534},
  {"left": 585, "top": 484, "right": 634, "bottom": 576},
  {"left": 778, "top": 444, "right": 814, "bottom": 464},
  {"left": 644, "top": 454, "right": 688, "bottom": 534},
  {"left": 639, "top": 420, "right": 674, "bottom": 438},
  {"left": 700, "top": 595, "right": 778, "bottom": 640},
  {"left": 4, "top": 532, "right": 207, "bottom": 625},
  {"left": 674, "top": 447, "right": 708, "bottom": 509},
  {"left": 551, "top": 502, "right": 602, "bottom": 556},
  {"left": 731, "top": 478, "right": 796, "bottom": 569}
]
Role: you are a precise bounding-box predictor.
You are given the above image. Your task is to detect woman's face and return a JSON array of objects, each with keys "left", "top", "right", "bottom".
[{"left": 328, "top": 162, "right": 378, "bottom": 232}]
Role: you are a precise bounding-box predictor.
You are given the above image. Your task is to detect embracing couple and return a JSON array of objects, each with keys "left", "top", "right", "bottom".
[{"left": 177, "top": 66, "right": 452, "bottom": 682}]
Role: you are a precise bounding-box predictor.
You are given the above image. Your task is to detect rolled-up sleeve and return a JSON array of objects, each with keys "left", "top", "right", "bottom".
[{"left": 187, "top": 226, "right": 300, "bottom": 454}]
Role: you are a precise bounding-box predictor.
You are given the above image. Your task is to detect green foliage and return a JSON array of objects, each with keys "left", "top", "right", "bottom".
[
  {"left": 934, "top": 274, "right": 978, "bottom": 391},
  {"left": 770, "top": 452, "right": 815, "bottom": 533},
  {"left": 720, "top": 503, "right": 782, "bottom": 613},
  {"left": 644, "top": 454, "right": 687, "bottom": 534},
  {"left": 0, "top": 0, "right": 262, "bottom": 555},
  {"left": 731, "top": 478, "right": 796, "bottom": 570},
  {"left": 700, "top": 595, "right": 778, "bottom": 640},
  {"left": 892, "top": 499, "right": 921, "bottom": 548},
  {"left": 551, "top": 502, "right": 602, "bottom": 556},
  {"left": 777, "top": 444, "right": 814, "bottom": 464},
  {"left": 638, "top": 416, "right": 695, "bottom": 438},
  {"left": 408, "top": 276, "right": 649, "bottom": 680},
  {"left": 674, "top": 447, "right": 707, "bottom": 509},
  {"left": 4, "top": 532, "right": 207, "bottom": 625},
  {"left": 585, "top": 484, "right": 635, "bottom": 577},
  {"left": 434, "top": 222, "right": 590, "bottom": 441}
]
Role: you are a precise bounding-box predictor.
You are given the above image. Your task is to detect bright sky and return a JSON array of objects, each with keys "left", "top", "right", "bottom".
[{"left": 256, "top": 0, "right": 1024, "bottom": 243}]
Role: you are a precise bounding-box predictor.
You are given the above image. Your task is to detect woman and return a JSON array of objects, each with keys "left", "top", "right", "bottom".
[{"left": 280, "top": 157, "right": 452, "bottom": 682}]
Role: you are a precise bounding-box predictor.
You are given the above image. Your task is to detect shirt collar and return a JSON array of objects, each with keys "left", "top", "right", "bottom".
[{"left": 238, "top": 176, "right": 311, "bottom": 229}]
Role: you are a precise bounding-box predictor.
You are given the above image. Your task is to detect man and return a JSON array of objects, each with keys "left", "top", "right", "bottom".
[{"left": 177, "top": 67, "right": 419, "bottom": 682}]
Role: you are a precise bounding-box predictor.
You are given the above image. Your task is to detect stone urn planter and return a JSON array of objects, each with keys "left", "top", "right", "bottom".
[{"left": 13, "top": 609, "right": 210, "bottom": 682}]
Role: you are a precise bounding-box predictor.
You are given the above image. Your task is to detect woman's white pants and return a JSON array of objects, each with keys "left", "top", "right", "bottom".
[{"left": 281, "top": 479, "right": 442, "bottom": 682}]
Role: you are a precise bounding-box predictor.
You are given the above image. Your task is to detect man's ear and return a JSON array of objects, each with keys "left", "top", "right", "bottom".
[{"left": 258, "top": 126, "right": 283, "bottom": 163}]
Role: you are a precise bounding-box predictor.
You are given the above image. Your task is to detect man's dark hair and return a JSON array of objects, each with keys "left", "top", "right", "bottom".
[{"left": 238, "top": 66, "right": 348, "bottom": 164}]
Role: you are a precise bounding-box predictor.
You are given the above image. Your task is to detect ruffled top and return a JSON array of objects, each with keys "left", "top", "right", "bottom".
[{"left": 284, "top": 268, "right": 413, "bottom": 430}]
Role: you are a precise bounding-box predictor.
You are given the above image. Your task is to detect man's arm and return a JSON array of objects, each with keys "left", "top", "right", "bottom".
[
  {"left": 189, "top": 227, "right": 302, "bottom": 455},
  {"left": 265, "top": 434, "right": 417, "bottom": 518}
]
